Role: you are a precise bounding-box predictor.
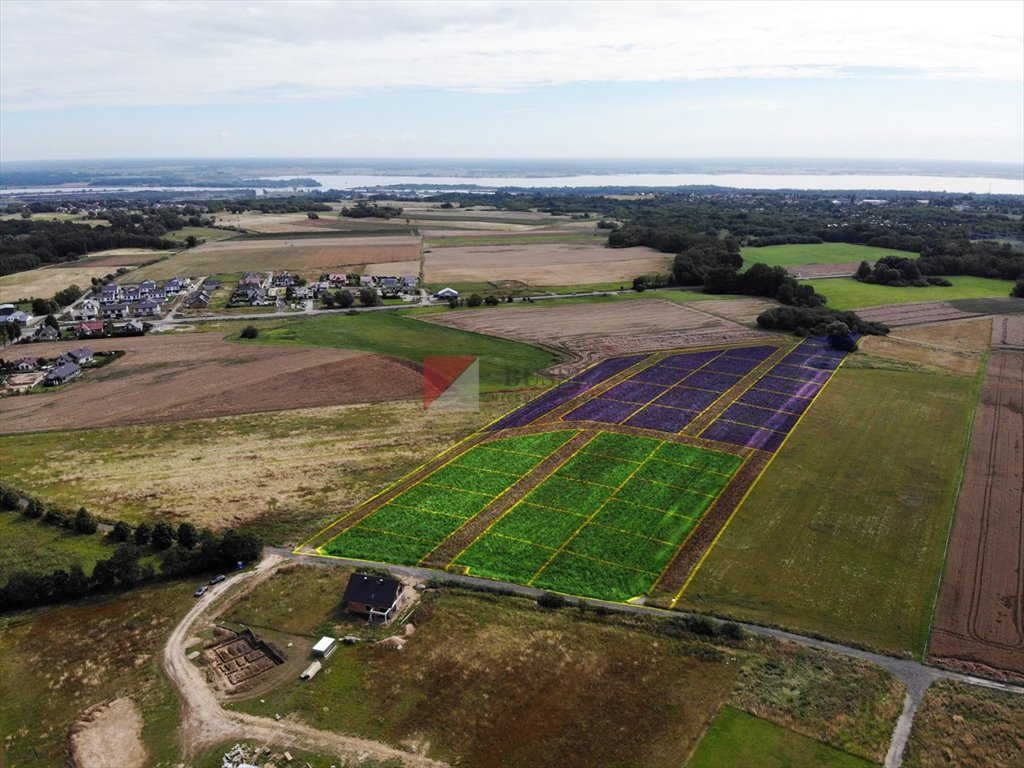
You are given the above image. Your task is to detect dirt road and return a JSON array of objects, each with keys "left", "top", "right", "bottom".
[{"left": 162, "top": 555, "right": 447, "bottom": 766}]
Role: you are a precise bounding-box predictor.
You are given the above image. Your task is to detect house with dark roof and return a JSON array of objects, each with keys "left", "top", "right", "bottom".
[
  {"left": 68, "top": 347, "right": 93, "bottom": 364},
  {"left": 102, "top": 303, "right": 129, "bottom": 320},
  {"left": 34, "top": 324, "right": 60, "bottom": 342},
  {"left": 14, "top": 357, "right": 40, "bottom": 372},
  {"left": 131, "top": 299, "right": 162, "bottom": 317},
  {"left": 342, "top": 573, "right": 404, "bottom": 623},
  {"left": 45, "top": 362, "right": 80, "bottom": 386}
]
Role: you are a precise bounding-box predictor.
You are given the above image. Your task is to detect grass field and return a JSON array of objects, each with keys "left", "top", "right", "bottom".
[
  {"left": 0, "top": 582, "right": 195, "bottom": 767},
  {"left": 801, "top": 275, "right": 1016, "bottom": 310},
  {"left": 226, "top": 580, "right": 899, "bottom": 768},
  {"left": 678, "top": 364, "right": 981, "bottom": 656},
  {"left": 0, "top": 394, "right": 532, "bottom": 536},
  {"left": 686, "top": 707, "right": 876, "bottom": 768},
  {"left": 161, "top": 226, "right": 236, "bottom": 242},
  {"left": 742, "top": 242, "right": 917, "bottom": 268},
  {"left": 236, "top": 311, "right": 559, "bottom": 392},
  {"left": 0, "top": 512, "right": 114, "bottom": 582}
]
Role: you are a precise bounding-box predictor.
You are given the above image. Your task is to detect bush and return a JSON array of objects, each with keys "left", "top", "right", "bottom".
[
  {"left": 74, "top": 507, "right": 98, "bottom": 534},
  {"left": 109, "top": 520, "right": 132, "bottom": 542},
  {"left": 484, "top": 295, "right": 499, "bottom": 306},
  {"left": 1011, "top": 278, "right": 1024, "bottom": 298},
  {"left": 239, "top": 325, "right": 258, "bottom": 339},
  {"left": 537, "top": 591, "right": 570, "bottom": 609},
  {"left": 467, "top": 293, "right": 483, "bottom": 307},
  {"left": 133, "top": 522, "right": 151, "bottom": 546}
]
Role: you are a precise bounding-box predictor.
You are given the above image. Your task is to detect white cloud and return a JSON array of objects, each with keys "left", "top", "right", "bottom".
[{"left": 1, "top": 0, "right": 1021, "bottom": 111}]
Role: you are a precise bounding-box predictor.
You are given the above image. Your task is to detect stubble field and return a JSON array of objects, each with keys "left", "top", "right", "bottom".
[
  {"left": 929, "top": 348, "right": 1024, "bottom": 678},
  {"left": 0, "top": 265, "right": 121, "bottom": 302}
]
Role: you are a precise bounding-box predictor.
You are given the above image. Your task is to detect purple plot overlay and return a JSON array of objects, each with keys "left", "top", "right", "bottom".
[
  {"left": 702, "top": 420, "right": 786, "bottom": 452},
  {"left": 603, "top": 380, "right": 670, "bottom": 404},
  {"left": 705, "top": 357, "right": 762, "bottom": 376},
  {"left": 736, "top": 387, "right": 813, "bottom": 414},
  {"left": 661, "top": 350, "right": 721, "bottom": 370},
  {"left": 756, "top": 375, "right": 823, "bottom": 399},
  {"left": 683, "top": 371, "right": 742, "bottom": 392},
  {"left": 631, "top": 364, "right": 697, "bottom": 387},
  {"left": 720, "top": 404, "right": 801, "bottom": 432},
  {"left": 487, "top": 382, "right": 592, "bottom": 430},
  {"left": 654, "top": 386, "right": 721, "bottom": 410},
  {"left": 624, "top": 405, "right": 699, "bottom": 432},
  {"left": 564, "top": 397, "right": 641, "bottom": 425},
  {"left": 723, "top": 345, "right": 777, "bottom": 361},
  {"left": 571, "top": 354, "right": 648, "bottom": 385}
]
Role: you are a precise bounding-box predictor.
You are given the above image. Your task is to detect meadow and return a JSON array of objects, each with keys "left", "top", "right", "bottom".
[
  {"left": 0, "top": 512, "right": 116, "bottom": 581},
  {"left": 741, "top": 242, "right": 918, "bottom": 269},
  {"left": 678, "top": 363, "right": 981, "bottom": 656},
  {"left": 800, "top": 275, "right": 1016, "bottom": 310}
]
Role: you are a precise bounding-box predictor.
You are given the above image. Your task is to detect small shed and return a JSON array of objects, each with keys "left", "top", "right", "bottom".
[
  {"left": 343, "top": 573, "right": 404, "bottom": 623},
  {"left": 311, "top": 636, "right": 338, "bottom": 659}
]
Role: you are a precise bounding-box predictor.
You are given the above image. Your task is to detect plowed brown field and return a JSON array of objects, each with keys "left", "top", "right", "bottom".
[
  {"left": 929, "top": 349, "right": 1024, "bottom": 679},
  {"left": 855, "top": 301, "right": 985, "bottom": 327},
  {"left": 0, "top": 334, "right": 421, "bottom": 433},
  {"left": 424, "top": 299, "right": 775, "bottom": 376}
]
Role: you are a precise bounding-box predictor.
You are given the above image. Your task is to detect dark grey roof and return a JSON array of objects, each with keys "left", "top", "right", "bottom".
[
  {"left": 46, "top": 362, "right": 80, "bottom": 381},
  {"left": 343, "top": 573, "right": 402, "bottom": 609}
]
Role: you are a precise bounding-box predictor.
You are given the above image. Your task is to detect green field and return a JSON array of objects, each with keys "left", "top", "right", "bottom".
[
  {"left": 0, "top": 512, "right": 115, "bottom": 582},
  {"left": 321, "top": 431, "right": 577, "bottom": 564},
  {"left": 679, "top": 365, "right": 980, "bottom": 656},
  {"left": 686, "top": 707, "right": 876, "bottom": 768},
  {"left": 321, "top": 429, "right": 742, "bottom": 602},
  {"left": 741, "top": 242, "right": 917, "bottom": 269},
  {"left": 161, "top": 226, "right": 236, "bottom": 242},
  {"left": 450, "top": 433, "right": 741, "bottom": 601},
  {"left": 801, "top": 275, "right": 1016, "bottom": 310},
  {"left": 234, "top": 311, "right": 559, "bottom": 392}
]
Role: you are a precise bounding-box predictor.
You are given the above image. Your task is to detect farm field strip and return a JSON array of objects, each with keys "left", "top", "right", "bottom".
[{"left": 313, "top": 339, "right": 850, "bottom": 603}]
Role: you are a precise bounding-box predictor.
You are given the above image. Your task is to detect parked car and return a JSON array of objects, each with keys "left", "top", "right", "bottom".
[
  {"left": 194, "top": 585, "right": 208, "bottom": 597},
  {"left": 209, "top": 574, "right": 226, "bottom": 585}
]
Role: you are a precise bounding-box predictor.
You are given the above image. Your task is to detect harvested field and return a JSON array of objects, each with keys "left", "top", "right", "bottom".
[
  {"left": 54, "top": 248, "right": 166, "bottom": 268},
  {"left": 131, "top": 236, "right": 421, "bottom": 279},
  {"left": 688, "top": 298, "right": 777, "bottom": 327},
  {"left": 373, "top": 242, "right": 669, "bottom": 288},
  {"left": 0, "top": 265, "right": 120, "bottom": 302},
  {"left": 68, "top": 698, "right": 147, "bottom": 768},
  {"left": 0, "top": 334, "right": 421, "bottom": 433},
  {"left": 789, "top": 261, "right": 859, "bottom": 278},
  {"left": 425, "top": 299, "right": 775, "bottom": 376},
  {"left": 992, "top": 313, "right": 1024, "bottom": 350},
  {"left": 855, "top": 318, "right": 991, "bottom": 376},
  {"left": 854, "top": 300, "right": 987, "bottom": 327},
  {"left": 929, "top": 350, "right": 1024, "bottom": 679}
]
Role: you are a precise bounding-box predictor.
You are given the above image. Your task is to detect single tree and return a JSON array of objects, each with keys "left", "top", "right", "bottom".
[
  {"left": 151, "top": 521, "right": 175, "bottom": 550},
  {"left": 177, "top": 522, "right": 198, "bottom": 550},
  {"left": 133, "top": 522, "right": 152, "bottom": 546}
]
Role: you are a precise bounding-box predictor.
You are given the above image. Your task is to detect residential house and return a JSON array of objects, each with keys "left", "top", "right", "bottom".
[
  {"left": 400, "top": 276, "right": 419, "bottom": 295},
  {"left": 137, "top": 280, "right": 157, "bottom": 295},
  {"left": 72, "top": 299, "right": 101, "bottom": 321},
  {"left": 184, "top": 291, "right": 211, "bottom": 310},
  {"left": 342, "top": 574, "right": 404, "bottom": 623},
  {"left": 239, "top": 272, "right": 263, "bottom": 287},
  {"left": 379, "top": 277, "right": 401, "bottom": 297},
  {"left": 44, "top": 362, "right": 80, "bottom": 386},
  {"left": 102, "top": 303, "right": 129, "bottom": 320},
  {"left": 118, "top": 319, "right": 145, "bottom": 334},
  {"left": 76, "top": 321, "right": 106, "bottom": 338},
  {"left": 131, "top": 299, "right": 161, "bottom": 317},
  {"left": 272, "top": 271, "right": 299, "bottom": 287},
  {"left": 68, "top": 347, "right": 93, "bottom": 364},
  {"left": 163, "top": 277, "right": 188, "bottom": 294},
  {"left": 433, "top": 287, "right": 459, "bottom": 300},
  {"left": 6, "top": 311, "right": 31, "bottom": 325},
  {"left": 14, "top": 357, "right": 40, "bottom": 372},
  {"left": 34, "top": 325, "right": 60, "bottom": 342},
  {"left": 202, "top": 278, "right": 222, "bottom": 290}
]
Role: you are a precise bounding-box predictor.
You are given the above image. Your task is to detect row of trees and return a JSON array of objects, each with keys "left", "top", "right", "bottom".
[
  {"left": 321, "top": 288, "right": 379, "bottom": 308},
  {"left": 340, "top": 201, "right": 404, "bottom": 219},
  {"left": 855, "top": 256, "right": 952, "bottom": 287}
]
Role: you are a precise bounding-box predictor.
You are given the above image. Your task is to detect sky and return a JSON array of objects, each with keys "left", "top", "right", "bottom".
[{"left": 1, "top": 0, "right": 1022, "bottom": 163}]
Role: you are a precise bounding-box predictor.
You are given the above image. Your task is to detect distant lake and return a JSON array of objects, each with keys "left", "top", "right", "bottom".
[{"left": 291, "top": 172, "right": 1024, "bottom": 195}]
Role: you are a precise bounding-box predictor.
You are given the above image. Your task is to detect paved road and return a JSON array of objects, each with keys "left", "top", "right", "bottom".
[{"left": 270, "top": 547, "right": 1024, "bottom": 767}]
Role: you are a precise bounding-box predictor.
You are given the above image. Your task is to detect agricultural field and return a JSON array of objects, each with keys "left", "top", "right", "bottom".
[
  {"left": 856, "top": 296, "right": 1024, "bottom": 327},
  {"left": 130, "top": 235, "right": 421, "bottom": 280},
  {"left": 0, "top": 333, "right": 423, "bottom": 433},
  {"left": 160, "top": 226, "right": 236, "bottom": 243},
  {"left": 678, "top": 360, "right": 981, "bottom": 656},
  {"left": 55, "top": 247, "right": 166, "bottom": 268},
  {"left": 312, "top": 338, "right": 859, "bottom": 603},
  {"left": 799, "top": 275, "right": 1016, "bottom": 311},
  {"left": 230, "top": 310, "right": 559, "bottom": 393},
  {"left": 225, "top": 576, "right": 900, "bottom": 768},
  {"left": 0, "top": 264, "right": 117, "bottom": 302},
  {"left": 425, "top": 298, "right": 775, "bottom": 376},
  {"left": 741, "top": 242, "right": 918, "bottom": 277},
  {"left": 929, "top": 349, "right": 1024, "bottom": 677}
]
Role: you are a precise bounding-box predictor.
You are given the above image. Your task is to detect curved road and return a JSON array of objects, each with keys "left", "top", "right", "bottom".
[{"left": 162, "top": 554, "right": 447, "bottom": 767}]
